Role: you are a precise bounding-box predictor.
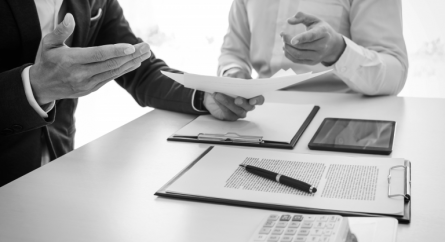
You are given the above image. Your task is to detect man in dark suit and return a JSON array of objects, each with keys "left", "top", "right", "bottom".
[{"left": 0, "top": 0, "right": 264, "bottom": 186}]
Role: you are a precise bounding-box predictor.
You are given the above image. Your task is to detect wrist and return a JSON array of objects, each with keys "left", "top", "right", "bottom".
[
  {"left": 193, "top": 90, "right": 207, "bottom": 112},
  {"left": 29, "top": 64, "right": 54, "bottom": 105},
  {"left": 322, "top": 34, "right": 346, "bottom": 66},
  {"left": 223, "top": 67, "right": 251, "bottom": 79}
]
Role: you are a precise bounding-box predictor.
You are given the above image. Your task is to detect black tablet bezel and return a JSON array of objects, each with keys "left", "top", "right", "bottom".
[{"left": 308, "top": 118, "right": 396, "bottom": 155}]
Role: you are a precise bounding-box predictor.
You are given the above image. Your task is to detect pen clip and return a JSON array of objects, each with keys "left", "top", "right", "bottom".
[{"left": 198, "top": 132, "right": 263, "bottom": 144}]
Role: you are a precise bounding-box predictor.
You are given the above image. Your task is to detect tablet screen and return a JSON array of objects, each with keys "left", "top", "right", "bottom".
[{"left": 309, "top": 118, "right": 396, "bottom": 153}]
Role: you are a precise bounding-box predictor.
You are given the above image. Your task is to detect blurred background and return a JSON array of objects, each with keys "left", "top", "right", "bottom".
[{"left": 74, "top": 0, "right": 445, "bottom": 148}]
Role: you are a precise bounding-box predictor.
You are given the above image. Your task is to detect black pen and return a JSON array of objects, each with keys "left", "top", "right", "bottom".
[{"left": 239, "top": 164, "right": 317, "bottom": 194}]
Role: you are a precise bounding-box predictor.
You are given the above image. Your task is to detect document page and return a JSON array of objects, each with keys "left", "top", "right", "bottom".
[
  {"left": 161, "top": 69, "right": 331, "bottom": 99},
  {"left": 225, "top": 157, "right": 325, "bottom": 197},
  {"left": 166, "top": 146, "right": 406, "bottom": 215},
  {"left": 174, "top": 103, "right": 315, "bottom": 142}
]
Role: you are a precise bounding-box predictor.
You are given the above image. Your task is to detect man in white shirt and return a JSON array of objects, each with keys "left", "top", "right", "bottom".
[{"left": 218, "top": 0, "right": 408, "bottom": 95}]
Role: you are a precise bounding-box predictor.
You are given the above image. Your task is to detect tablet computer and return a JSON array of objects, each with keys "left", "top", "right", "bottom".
[{"left": 308, "top": 118, "right": 396, "bottom": 155}]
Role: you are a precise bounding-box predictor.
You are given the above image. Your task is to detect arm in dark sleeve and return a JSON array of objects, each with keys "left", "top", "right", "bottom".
[
  {"left": 94, "top": 0, "right": 205, "bottom": 114},
  {"left": 0, "top": 65, "right": 55, "bottom": 138}
]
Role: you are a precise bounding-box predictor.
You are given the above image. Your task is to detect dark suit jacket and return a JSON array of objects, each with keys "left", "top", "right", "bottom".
[{"left": 0, "top": 0, "right": 204, "bottom": 186}]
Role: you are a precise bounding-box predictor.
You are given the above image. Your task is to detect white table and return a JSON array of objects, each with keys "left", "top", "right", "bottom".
[{"left": 0, "top": 91, "right": 444, "bottom": 242}]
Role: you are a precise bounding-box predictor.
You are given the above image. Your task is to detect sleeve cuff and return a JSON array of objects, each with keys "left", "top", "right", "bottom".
[
  {"left": 21, "top": 66, "right": 55, "bottom": 118},
  {"left": 218, "top": 63, "right": 246, "bottom": 77},
  {"left": 41, "top": 100, "right": 56, "bottom": 113},
  {"left": 333, "top": 36, "right": 368, "bottom": 77},
  {"left": 191, "top": 89, "right": 208, "bottom": 112}
]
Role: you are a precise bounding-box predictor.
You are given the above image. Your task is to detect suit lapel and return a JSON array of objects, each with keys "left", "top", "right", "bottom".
[
  {"left": 65, "top": 0, "right": 90, "bottom": 47},
  {"left": 6, "top": 0, "right": 41, "bottom": 63}
]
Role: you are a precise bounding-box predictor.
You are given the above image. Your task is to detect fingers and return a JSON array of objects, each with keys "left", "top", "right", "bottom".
[
  {"left": 292, "top": 37, "right": 329, "bottom": 51},
  {"left": 213, "top": 98, "right": 240, "bottom": 121},
  {"left": 43, "top": 13, "right": 75, "bottom": 49},
  {"left": 248, "top": 95, "right": 265, "bottom": 105},
  {"left": 282, "top": 25, "right": 331, "bottom": 65},
  {"left": 89, "top": 51, "right": 150, "bottom": 85},
  {"left": 89, "top": 54, "right": 144, "bottom": 93},
  {"left": 281, "top": 32, "right": 293, "bottom": 46},
  {"left": 119, "top": 63, "right": 140, "bottom": 76},
  {"left": 284, "top": 45, "right": 318, "bottom": 60},
  {"left": 223, "top": 67, "right": 252, "bottom": 79},
  {"left": 292, "top": 27, "right": 328, "bottom": 45},
  {"left": 284, "top": 50, "right": 317, "bottom": 65},
  {"left": 283, "top": 33, "right": 321, "bottom": 61},
  {"left": 205, "top": 93, "right": 264, "bottom": 121},
  {"left": 234, "top": 97, "right": 255, "bottom": 111},
  {"left": 92, "top": 62, "right": 139, "bottom": 93},
  {"left": 214, "top": 93, "right": 247, "bottom": 119},
  {"left": 282, "top": 20, "right": 328, "bottom": 46},
  {"left": 85, "top": 42, "right": 151, "bottom": 75},
  {"left": 287, "top": 12, "right": 320, "bottom": 27},
  {"left": 233, "top": 95, "right": 265, "bottom": 110},
  {"left": 73, "top": 42, "right": 147, "bottom": 64}
]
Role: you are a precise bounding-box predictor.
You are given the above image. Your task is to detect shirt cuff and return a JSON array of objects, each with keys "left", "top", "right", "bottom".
[
  {"left": 21, "top": 66, "right": 55, "bottom": 118},
  {"left": 219, "top": 63, "right": 246, "bottom": 77},
  {"left": 333, "top": 36, "right": 368, "bottom": 77},
  {"left": 191, "top": 89, "right": 208, "bottom": 112}
]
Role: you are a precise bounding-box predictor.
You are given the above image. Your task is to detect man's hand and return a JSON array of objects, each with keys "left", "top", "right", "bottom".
[
  {"left": 203, "top": 93, "right": 265, "bottom": 121},
  {"left": 223, "top": 67, "right": 252, "bottom": 79},
  {"left": 211, "top": 67, "right": 263, "bottom": 121},
  {"left": 29, "top": 13, "right": 151, "bottom": 105},
  {"left": 281, "top": 12, "right": 346, "bottom": 66}
]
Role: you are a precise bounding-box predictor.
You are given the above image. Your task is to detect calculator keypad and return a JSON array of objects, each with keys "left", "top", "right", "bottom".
[{"left": 250, "top": 214, "right": 344, "bottom": 242}]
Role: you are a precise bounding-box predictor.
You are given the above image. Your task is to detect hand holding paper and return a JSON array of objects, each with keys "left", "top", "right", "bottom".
[
  {"left": 203, "top": 93, "right": 265, "bottom": 121},
  {"left": 162, "top": 67, "right": 330, "bottom": 121}
]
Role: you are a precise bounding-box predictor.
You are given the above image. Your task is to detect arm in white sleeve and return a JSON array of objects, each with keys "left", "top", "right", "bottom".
[
  {"left": 218, "top": 0, "right": 252, "bottom": 76},
  {"left": 21, "top": 66, "right": 55, "bottom": 118},
  {"left": 332, "top": 0, "right": 408, "bottom": 96}
]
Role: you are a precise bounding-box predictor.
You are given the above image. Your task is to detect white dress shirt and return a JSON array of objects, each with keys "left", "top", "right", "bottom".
[
  {"left": 218, "top": 0, "right": 408, "bottom": 95},
  {"left": 21, "top": 0, "right": 63, "bottom": 166},
  {"left": 22, "top": 0, "right": 63, "bottom": 120},
  {"left": 22, "top": 0, "right": 63, "bottom": 119}
]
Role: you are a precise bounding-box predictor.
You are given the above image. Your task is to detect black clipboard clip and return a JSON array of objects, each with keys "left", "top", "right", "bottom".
[
  {"left": 387, "top": 160, "right": 411, "bottom": 202},
  {"left": 197, "top": 132, "right": 263, "bottom": 144}
]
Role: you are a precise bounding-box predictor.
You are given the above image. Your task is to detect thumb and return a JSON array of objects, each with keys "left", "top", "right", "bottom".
[
  {"left": 43, "top": 13, "right": 75, "bottom": 48},
  {"left": 287, "top": 12, "right": 319, "bottom": 27}
]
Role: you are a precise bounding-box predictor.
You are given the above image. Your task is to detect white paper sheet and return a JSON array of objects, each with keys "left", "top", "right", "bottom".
[
  {"left": 161, "top": 69, "right": 332, "bottom": 99},
  {"left": 167, "top": 146, "right": 406, "bottom": 216},
  {"left": 174, "top": 103, "right": 315, "bottom": 142}
]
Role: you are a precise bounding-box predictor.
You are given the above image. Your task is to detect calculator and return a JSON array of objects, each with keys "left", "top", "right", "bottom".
[{"left": 248, "top": 213, "right": 352, "bottom": 242}]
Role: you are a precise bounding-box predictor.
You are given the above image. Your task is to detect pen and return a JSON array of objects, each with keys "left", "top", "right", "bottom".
[{"left": 239, "top": 164, "right": 317, "bottom": 194}]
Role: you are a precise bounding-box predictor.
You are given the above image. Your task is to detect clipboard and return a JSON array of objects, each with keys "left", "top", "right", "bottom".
[
  {"left": 167, "top": 104, "right": 320, "bottom": 149},
  {"left": 155, "top": 146, "right": 412, "bottom": 223}
]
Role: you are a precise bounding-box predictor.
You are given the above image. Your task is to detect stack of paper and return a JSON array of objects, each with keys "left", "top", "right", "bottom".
[{"left": 161, "top": 69, "right": 332, "bottom": 99}]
